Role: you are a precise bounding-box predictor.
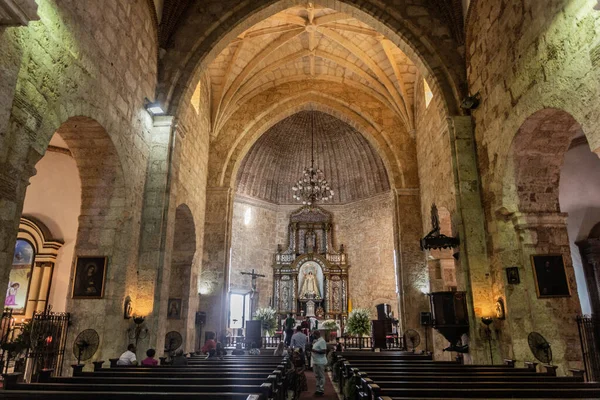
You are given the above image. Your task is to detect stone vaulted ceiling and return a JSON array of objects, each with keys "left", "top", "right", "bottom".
[
  {"left": 236, "top": 111, "right": 390, "bottom": 205},
  {"left": 207, "top": 3, "right": 419, "bottom": 136}
]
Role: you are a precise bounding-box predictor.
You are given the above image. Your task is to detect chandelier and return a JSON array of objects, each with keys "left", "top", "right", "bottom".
[{"left": 292, "top": 112, "right": 334, "bottom": 205}]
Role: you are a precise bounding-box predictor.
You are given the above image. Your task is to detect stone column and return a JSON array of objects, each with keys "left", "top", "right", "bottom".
[
  {"left": 510, "top": 212, "right": 582, "bottom": 373},
  {"left": 200, "top": 187, "right": 234, "bottom": 339},
  {"left": 136, "top": 116, "right": 178, "bottom": 354},
  {"left": 0, "top": 164, "right": 34, "bottom": 304},
  {"left": 447, "top": 116, "right": 496, "bottom": 363},
  {"left": 577, "top": 238, "right": 600, "bottom": 316},
  {"left": 392, "top": 188, "right": 429, "bottom": 337}
]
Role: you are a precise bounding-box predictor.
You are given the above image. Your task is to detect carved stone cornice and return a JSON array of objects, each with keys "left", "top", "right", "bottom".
[
  {"left": 511, "top": 212, "right": 568, "bottom": 231},
  {"left": 0, "top": 0, "right": 38, "bottom": 26}
]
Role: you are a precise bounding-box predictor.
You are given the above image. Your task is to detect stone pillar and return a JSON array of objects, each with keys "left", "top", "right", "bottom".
[
  {"left": 577, "top": 238, "right": 600, "bottom": 316},
  {"left": 447, "top": 116, "right": 495, "bottom": 363},
  {"left": 392, "top": 188, "right": 429, "bottom": 337},
  {"left": 510, "top": 212, "right": 582, "bottom": 373},
  {"left": 136, "top": 116, "right": 178, "bottom": 354},
  {"left": 200, "top": 187, "right": 234, "bottom": 340},
  {"left": 0, "top": 164, "right": 34, "bottom": 305}
]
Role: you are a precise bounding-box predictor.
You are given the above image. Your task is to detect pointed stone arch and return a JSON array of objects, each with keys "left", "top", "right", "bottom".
[
  {"left": 160, "top": 0, "right": 466, "bottom": 118},
  {"left": 210, "top": 87, "right": 417, "bottom": 194}
]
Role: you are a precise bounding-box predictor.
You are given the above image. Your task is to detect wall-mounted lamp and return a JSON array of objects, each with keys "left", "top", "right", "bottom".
[
  {"left": 460, "top": 92, "right": 481, "bottom": 110},
  {"left": 481, "top": 316, "right": 494, "bottom": 364},
  {"left": 145, "top": 99, "right": 165, "bottom": 116},
  {"left": 128, "top": 315, "right": 149, "bottom": 347}
]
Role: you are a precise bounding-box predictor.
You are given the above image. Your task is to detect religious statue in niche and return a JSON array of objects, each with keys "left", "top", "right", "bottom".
[
  {"left": 332, "top": 285, "right": 341, "bottom": 312},
  {"left": 305, "top": 230, "right": 317, "bottom": 253},
  {"left": 299, "top": 268, "right": 321, "bottom": 299},
  {"left": 281, "top": 285, "right": 291, "bottom": 311}
]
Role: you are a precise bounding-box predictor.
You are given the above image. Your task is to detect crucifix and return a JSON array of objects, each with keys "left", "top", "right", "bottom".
[
  {"left": 240, "top": 269, "right": 266, "bottom": 297},
  {"left": 240, "top": 269, "right": 266, "bottom": 319}
]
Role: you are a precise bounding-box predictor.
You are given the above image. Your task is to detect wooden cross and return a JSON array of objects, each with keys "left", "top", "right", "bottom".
[{"left": 240, "top": 269, "right": 266, "bottom": 293}]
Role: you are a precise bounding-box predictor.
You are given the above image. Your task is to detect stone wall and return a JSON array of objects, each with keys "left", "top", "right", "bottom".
[
  {"left": 0, "top": 0, "right": 159, "bottom": 366},
  {"left": 229, "top": 197, "right": 278, "bottom": 311},
  {"left": 171, "top": 75, "right": 212, "bottom": 351},
  {"left": 414, "top": 76, "right": 457, "bottom": 235},
  {"left": 466, "top": 0, "right": 600, "bottom": 371}
]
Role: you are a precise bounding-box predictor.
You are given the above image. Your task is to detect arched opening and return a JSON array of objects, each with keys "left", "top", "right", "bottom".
[
  {"left": 166, "top": 204, "right": 197, "bottom": 352},
  {"left": 196, "top": 2, "right": 431, "bottom": 338},
  {"left": 5, "top": 115, "right": 131, "bottom": 371},
  {"left": 20, "top": 133, "right": 81, "bottom": 315},
  {"left": 228, "top": 110, "right": 397, "bottom": 338},
  {"left": 160, "top": 0, "right": 465, "bottom": 118},
  {"left": 501, "top": 108, "right": 588, "bottom": 370}
]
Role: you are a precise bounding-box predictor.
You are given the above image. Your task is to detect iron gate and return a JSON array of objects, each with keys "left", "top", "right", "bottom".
[
  {"left": 27, "top": 310, "right": 70, "bottom": 379},
  {"left": 576, "top": 315, "right": 600, "bottom": 382}
]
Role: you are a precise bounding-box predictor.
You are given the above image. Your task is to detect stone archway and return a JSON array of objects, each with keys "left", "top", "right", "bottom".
[
  {"left": 160, "top": 0, "right": 466, "bottom": 119},
  {"left": 495, "top": 108, "right": 585, "bottom": 373}
]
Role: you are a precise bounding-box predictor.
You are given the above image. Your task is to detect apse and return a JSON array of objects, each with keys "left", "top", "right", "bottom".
[{"left": 235, "top": 111, "right": 390, "bottom": 204}]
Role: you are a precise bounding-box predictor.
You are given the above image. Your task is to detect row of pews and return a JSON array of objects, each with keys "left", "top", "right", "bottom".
[
  {"left": 336, "top": 351, "right": 600, "bottom": 399},
  {"left": 0, "top": 353, "right": 289, "bottom": 399}
]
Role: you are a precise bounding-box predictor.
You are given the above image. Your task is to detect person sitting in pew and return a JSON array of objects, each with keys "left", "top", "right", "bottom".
[
  {"left": 232, "top": 342, "right": 245, "bottom": 355},
  {"left": 201, "top": 334, "right": 217, "bottom": 359},
  {"left": 172, "top": 349, "right": 189, "bottom": 366},
  {"left": 141, "top": 348, "right": 158, "bottom": 366},
  {"left": 273, "top": 341, "right": 286, "bottom": 356},
  {"left": 249, "top": 342, "right": 261, "bottom": 355},
  {"left": 116, "top": 344, "right": 138, "bottom": 366}
]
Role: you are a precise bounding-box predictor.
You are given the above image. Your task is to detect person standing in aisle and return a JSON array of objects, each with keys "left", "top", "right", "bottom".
[{"left": 311, "top": 330, "right": 328, "bottom": 396}]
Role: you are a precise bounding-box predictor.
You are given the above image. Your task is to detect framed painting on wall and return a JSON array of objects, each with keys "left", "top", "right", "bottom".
[
  {"left": 72, "top": 256, "right": 107, "bottom": 299},
  {"left": 531, "top": 254, "right": 571, "bottom": 298},
  {"left": 167, "top": 298, "right": 182, "bottom": 319},
  {"left": 5, "top": 239, "right": 36, "bottom": 314}
]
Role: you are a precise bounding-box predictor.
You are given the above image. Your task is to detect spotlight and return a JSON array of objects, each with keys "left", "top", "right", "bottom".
[
  {"left": 460, "top": 92, "right": 481, "bottom": 110},
  {"left": 145, "top": 99, "right": 165, "bottom": 116}
]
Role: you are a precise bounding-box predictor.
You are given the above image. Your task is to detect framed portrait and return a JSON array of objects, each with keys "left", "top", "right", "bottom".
[
  {"left": 506, "top": 267, "right": 520, "bottom": 284},
  {"left": 72, "top": 256, "right": 107, "bottom": 299},
  {"left": 531, "top": 254, "right": 571, "bottom": 298},
  {"left": 167, "top": 298, "right": 182, "bottom": 319},
  {"left": 5, "top": 239, "right": 36, "bottom": 314}
]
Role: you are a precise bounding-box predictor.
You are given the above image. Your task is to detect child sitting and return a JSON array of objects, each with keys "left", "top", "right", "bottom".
[{"left": 141, "top": 348, "right": 158, "bottom": 366}]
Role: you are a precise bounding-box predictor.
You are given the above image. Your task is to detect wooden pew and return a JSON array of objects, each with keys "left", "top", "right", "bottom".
[
  {"left": 336, "top": 352, "right": 600, "bottom": 400},
  {"left": 1, "top": 355, "right": 289, "bottom": 400}
]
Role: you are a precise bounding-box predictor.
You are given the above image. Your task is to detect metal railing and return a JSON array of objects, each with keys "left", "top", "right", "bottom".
[{"left": 577, "top": 315, "right": 600, "bottom": 382}]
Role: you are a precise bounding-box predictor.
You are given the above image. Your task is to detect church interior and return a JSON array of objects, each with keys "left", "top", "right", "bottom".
[{"left": 2, "top": 0, "right": 600, "bottom": 398}]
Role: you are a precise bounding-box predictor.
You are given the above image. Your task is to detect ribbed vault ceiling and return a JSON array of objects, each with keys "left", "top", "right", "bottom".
[
  {"left": 208, "top": 4, "right": 419, "bottom": 137},
  {"left": 236, "top": 111, "right": 390, "bottom": 204}
]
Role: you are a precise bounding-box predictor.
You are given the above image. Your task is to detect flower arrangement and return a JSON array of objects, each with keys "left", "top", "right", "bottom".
[
  {"left": 321, "top": 319, "right": 338, "bottom": 330},
  {"left": 346, "top": 308, "right": 371, "bottom": 337},
  {"left": 254, "top": 307, "right": 277, "bottom": 335}
]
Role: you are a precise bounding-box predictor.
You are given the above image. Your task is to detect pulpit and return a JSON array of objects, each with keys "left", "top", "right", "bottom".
[{"left": 272, "top": 206, "right": 350, "bottom": 323}]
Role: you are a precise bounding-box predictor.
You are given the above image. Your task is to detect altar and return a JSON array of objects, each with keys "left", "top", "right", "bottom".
[{"left": 272, "top": 206, "right": 350, "bottom": 322}]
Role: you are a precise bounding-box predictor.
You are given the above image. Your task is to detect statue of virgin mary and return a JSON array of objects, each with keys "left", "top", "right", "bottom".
[{"left": 300, "top": 269, "right": 321, "bottom": 299}]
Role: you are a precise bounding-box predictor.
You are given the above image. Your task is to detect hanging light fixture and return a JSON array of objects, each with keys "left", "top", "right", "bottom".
[{"left": 292, "top": 112, "right": 334, "bottom": 205}]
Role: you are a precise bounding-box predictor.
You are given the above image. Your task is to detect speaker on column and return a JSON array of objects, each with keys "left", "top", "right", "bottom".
[
  {"left": 420, "top": 312, "right": 432, "bottom": 326},
  {"left": 376, "top": 303, "right": 391, "bottom": 320},
  {"left": 195, "top": 311, "right": 206, "bottom": 326}
]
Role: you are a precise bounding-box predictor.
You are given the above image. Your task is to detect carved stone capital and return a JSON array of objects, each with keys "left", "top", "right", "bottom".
[{"left": 511, "top": 212, "right": 568, "bottom": 231}]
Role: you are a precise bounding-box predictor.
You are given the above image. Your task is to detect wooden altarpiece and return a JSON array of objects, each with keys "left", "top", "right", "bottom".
[{"left": 272, "top": 206, "right": 349, "bottom": 320}]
